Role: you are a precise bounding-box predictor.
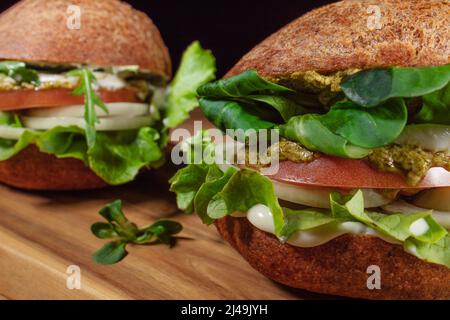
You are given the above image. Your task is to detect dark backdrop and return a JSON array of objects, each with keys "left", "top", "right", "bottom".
[{"left": 0, "top": 0, "right": 336, "bottom": 76}]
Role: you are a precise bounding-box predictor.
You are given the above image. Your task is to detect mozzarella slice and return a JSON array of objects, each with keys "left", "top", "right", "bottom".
[
  {"left": 272, "top": 180, "right": 393, "bottom": 208},
  {"left": 395, "top": 124, "right": 450, "bottom": 152},
  {"left": 0, "top": 125, "right": 26, "bottom": 140},
  {"left": 412, "top": 187, "right": 450, "bottom": 211},
  {"left": 22, "top": 115, "right": 154, "bottom": 131},
  {"left": 26, "top": 102, "right": 149, "bottom": 118}
]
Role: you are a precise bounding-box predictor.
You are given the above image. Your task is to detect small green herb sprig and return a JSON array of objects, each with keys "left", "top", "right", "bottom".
[
  {"left": 66, "top": 68, "right": 109, "bottom": 148},
  {"left": 91, "top": 200, "right": 183, "bottom": 265},
  {"left": 0, "top": 61, "right": 40, "bottom": 85}
]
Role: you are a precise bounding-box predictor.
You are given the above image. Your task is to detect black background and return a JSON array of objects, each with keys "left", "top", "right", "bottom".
[{"left": 0, "top": 0, "right": 336, "bottom": 76}]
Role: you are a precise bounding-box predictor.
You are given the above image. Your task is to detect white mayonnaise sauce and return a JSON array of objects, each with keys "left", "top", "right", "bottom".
[{"left": 246, "top": 203, "right": 401, "bottom": 248}]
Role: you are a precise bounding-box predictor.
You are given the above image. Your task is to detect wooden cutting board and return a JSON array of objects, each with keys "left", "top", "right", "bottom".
[{"left": 0, "top": 162, "right": 332, "bottom": 300}]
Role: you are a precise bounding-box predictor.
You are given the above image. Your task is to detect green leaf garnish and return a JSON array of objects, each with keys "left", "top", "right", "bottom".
[
  {"left": 66, "top": 68, "right": 109, "bottom": 148},
  {"left": 91, "top": 200, "right": 183, "bottom": 265},
  {"left": 0, "top": 61, "right": 40, "bottom": 85}
]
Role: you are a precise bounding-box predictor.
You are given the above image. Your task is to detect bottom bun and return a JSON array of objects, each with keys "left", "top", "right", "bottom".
[
  {"left": 0, "top": 145, "right": 107, "bottom": 190},
  {"left": 215, "top": 216, "right": 450, "bottom": 299}
]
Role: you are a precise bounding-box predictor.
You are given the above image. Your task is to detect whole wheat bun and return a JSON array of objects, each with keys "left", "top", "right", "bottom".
[
  {"left": 219, "top": 0, "right": 450, "bottom": 299},
  {"left": 0, "top": 0, "right": 171, "bottom": 79},
  {"left": 216, "top": 217, "right": 450, "bottom": 299},
  {"left": 227, "top": 0, "right": 450, "bottom": 78},
  {"left": 0, "top": 146, "right": 107, "bottom": 190}
]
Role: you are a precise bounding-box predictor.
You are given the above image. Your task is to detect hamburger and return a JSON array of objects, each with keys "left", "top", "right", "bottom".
[
  {"left": 170, "top": 0, "right": 450, "bottom": 299},
  {"left": 0, "top": 0, "right": 215, "bottom": 190}
]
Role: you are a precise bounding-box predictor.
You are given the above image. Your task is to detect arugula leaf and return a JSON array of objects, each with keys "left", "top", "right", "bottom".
[
  {"left": 91, "top": 200, "right": 182, "bottom": 265},
  {"left": 66, "top": 68, "right": 108, "bottom": 148},
  {"left": 0, "top": 61, "right": 40, "bottom": 85},
  {"left": 341, "top": 64, "right": 450, "bottom": 107},
  {"left": 164, "top": 41, "right": 216, "bottom": 128},
  {"left": 415, "top": 82, "right": 450, "bottom": 125}
]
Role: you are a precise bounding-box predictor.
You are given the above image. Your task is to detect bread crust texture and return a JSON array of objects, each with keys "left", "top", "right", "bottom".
[
  {"left": 0, "top": 145, "right": 107, "bottom": 190},
  {"left": 227, "top": 0, "right": 450, "bottom": 78},
  {"left": 215, "top": 216, "right": 450, "bottom": 300},
  {"left": 0, "top": 0, "right": 171, "bottom": 79}
]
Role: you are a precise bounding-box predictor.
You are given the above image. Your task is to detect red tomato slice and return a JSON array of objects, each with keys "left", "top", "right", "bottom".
[
  {"left": 0, "top": 88, "right": 140, "bottom": 111},
  {"left": 266, "top": 157, "right": 450, "bottom": 189}
]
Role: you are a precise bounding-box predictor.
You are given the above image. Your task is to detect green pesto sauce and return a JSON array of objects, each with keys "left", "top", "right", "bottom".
[
  {"left": 273, "top": 69, "right": 359, "bottom": 106},
  {"left": 368, "top": 145, "right": 450, "bottom": 186}
]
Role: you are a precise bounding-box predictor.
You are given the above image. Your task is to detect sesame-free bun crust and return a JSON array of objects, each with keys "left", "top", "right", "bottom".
[
  {"left": 0, "top": 0, "right": 171, "bottom": 79},
  {"left": 0, "top": 145, "right": 107, "bottom": 190},
  {"left": 227, "top": 0, "right": 450, "bottom": 77},
  {"left": 216, "top": 216, "right": 450, "bottom": 299}
]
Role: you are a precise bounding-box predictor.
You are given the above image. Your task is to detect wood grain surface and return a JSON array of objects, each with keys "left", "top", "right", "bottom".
[{"left": 0, "top": 163, "right": 334, "bottom": 300}]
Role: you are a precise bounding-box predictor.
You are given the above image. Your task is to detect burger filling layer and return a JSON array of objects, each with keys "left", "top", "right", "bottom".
[
  {"left": 0, "top": 42, "right": 216, "bottom": 185},
  {"left": 171, "top": 63, "right": 450, "bottom": 268}
]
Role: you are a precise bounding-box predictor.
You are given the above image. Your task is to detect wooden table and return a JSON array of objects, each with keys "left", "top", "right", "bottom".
[{"left": 0, "top": 162, "right": 332, "bottom": 300}]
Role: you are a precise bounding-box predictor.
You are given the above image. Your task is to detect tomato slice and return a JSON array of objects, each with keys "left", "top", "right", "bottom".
[
  {"left": 0, "top": 88, "right": 140, "bottom": 111},
  {"left": 266, "top": 157, "right": 450, "bottom": 189}
]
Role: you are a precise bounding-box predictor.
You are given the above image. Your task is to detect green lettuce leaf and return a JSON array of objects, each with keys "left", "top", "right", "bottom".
[
  {"left": 169, "top": 164, "right": 210, "bottom": 213},
  {"left": 415, "top": 82, "right": 450, "bottom": 125},
  {"left": 1, "top": 123, "right": 164, "bottom": 185},
  {"left": 87, "top": 128, "right": 163, "bottom": 185},
  {"left": 164, "top": 41, "right": 216, "bottom": 128},
  {"left": 169, "top": 133, "right": 449, "bottom": 268},
  {"left": 405, "top": 236, "right": 450, "bottom": 267},
  {"left": 334, "top": 190, "right": 447, "bottom": 243},
  {"left": 280, "top": 208, "right": 336, "bottom": 239},
  {"left": 0, "top": 131, "right": 38, "bottom": 161},
  {"left": 0, "top": 111, "right": 39, "bottom": 161}
]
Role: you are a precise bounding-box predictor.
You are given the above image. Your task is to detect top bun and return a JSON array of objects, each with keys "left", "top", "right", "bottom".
[
  {"left": 0, "top": 0, "right": 171, "bottom": 80},
  {"left": 228, "top": 0, "right": 450, "bottom": 78}
]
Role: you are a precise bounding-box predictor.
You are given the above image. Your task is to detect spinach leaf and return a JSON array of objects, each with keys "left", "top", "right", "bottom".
[
  {"left": 198, "top": 69, "right": 305, "bottom": 125},
  {"left": 198, "top": 69, "right": 293, "bottom": 97},
  {"left": 279, "top": 114, "right": 371, "bottom": 158},
  {"left": 341, "top": 64, "right": 450, "bottom": 107},
  {"left": 199, "top": 98, "right": 276, "bottom": 132},
  {"left": 323, "top": 98, "right": 408, "bottom": 148}
]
